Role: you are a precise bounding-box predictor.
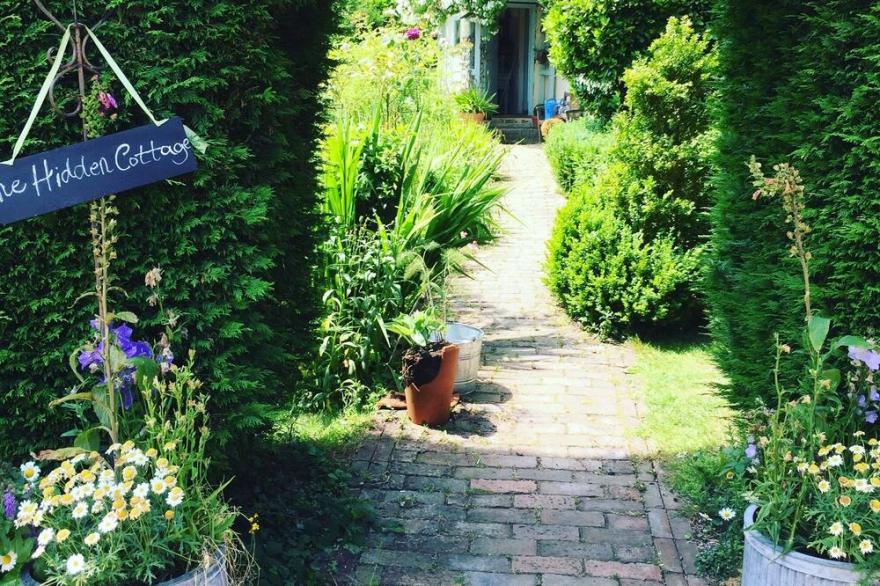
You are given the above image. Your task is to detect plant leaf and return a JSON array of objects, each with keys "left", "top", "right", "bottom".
[{"left": 808, "top": 315, "right": 831, "bottom": 352}]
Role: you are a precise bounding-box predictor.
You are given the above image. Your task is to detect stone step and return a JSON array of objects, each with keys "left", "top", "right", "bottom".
[{"left": 489, "top": 117, "right": 542, "bottom": 145}]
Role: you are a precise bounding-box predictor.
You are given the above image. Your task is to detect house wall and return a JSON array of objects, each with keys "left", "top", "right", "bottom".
[{"left": 440, "top": 3, "right": 571, "bottom": 114}]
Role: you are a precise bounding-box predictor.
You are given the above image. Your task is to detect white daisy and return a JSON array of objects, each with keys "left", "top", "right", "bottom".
[
  {"left": 829, "top": 546, "right": 847, "bottom": 559},
  {"left": 861, "top": 539, "right": 874, "bottom": 555},
  {"left": 37, "top": 528, "right": 55, "bottom": 546},
  {"left": 20, "top": 462, "right": 41, "bottom": 483},
  {"left": 98, "top": 512, "right": 118, "bottom": 533},
  {"left": 827, "top": 455, "right": 844, "bottom": 468},
  {"left": 719, "top": 508, "right": 736, "bottom": 521},
  {"left": 84, "top": 532, "right": 100, "bottom": 547},
  {"left": 31, "top": 546, "right": 45, "bottom": 559},
  {"left": 0, "top": 550, "right": 17, "bottom": 572},
  {"left": 151, "top": 477, "right": 168, "bottom": 495},
  {"left": 829, "top": 521, "right": 844, "bottom": 536},
  {"left": 72, "top": 502, "right": 88, "bottom": 519},
  {"left": 66, "top": 553, "right": 86, "bottom": 575},
  {"left": 91, "top": 500, "right": 105, "bottom": 514},
  {"left": 133, "top": 483, "right": 150, "bottom": 499},
  {"left": 166, "top": 487, "right": 184, "bottom": 508}
]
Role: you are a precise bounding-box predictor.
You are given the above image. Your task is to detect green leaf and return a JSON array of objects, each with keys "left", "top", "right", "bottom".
[
  {"left": 74, "top": 427, "right": 102, "bottom": 452},
  {"left": 113, "top": 311, "right": 139, "bottom": 324},
  {"left": 832, "top": 335, "right": 870, "bottom": 350},
  {"left": 49, "top": 392, "right": 94, "bottom": 408},
  {"left": 808, "top": 315, "right": 831, "bottom": 352},
  {"left": 131, "top": 357, "right": 160, "bottom": 391}
]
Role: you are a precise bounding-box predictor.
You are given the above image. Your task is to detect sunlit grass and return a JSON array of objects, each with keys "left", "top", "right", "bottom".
[
  {"left": 274, "top": 407, "right": 376, "bottom": 451},
  {"left": 630, "top": 338, "right": 733, "bottom": 456}
]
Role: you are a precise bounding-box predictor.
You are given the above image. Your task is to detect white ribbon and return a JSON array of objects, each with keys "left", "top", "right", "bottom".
[{"left": 2, "top": 24, "right": 207, "bottom": 166}]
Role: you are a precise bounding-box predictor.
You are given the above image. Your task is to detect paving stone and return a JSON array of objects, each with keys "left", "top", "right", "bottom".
[
  {"left": 647, "top": 509, "right": 673, "bottom": 538},
  {"left": 511, "top": 555, "right": 582, "bottom": 575},
  {"left": 447, "top": 554, "right": 511, "bottom": 573},
  {"left": 654, "top": 537, "right": 682, "bottom": 573},
  {"left": 404, "top": 475, "right": 469, "bottom": 493},
  {"left": 470, "top": 537, "right": 537, "bottom": 556},
  {"left": 579, "top": 527, "right": 653, "bottom": 546},
  {"left": 479, "top": 454, "right": 538, "bottom": 468},
  {"left": 583, "top": 560, "right": 663, "bottom": 581},
  {"left": 606, "top": 513, "right": 650, "bottom": 531},
  {"left": 537, "top": 540, "right": 614, "bottom": 559},
  {"left": 675, "top": 538, "right": 700, "bottom": 574},
  {"left": 512, "top": 524, "right": 579, "bottom": 541},
  {"left": 538, "top": 481, "right": 604, "bottom": 497},
  {"left": 613, "top": 544, "right": 656, "bottom": 563},
  {"left": 541, "top": 576, "right": 617, "bottom": 586},
  {"left": 471, "top": 479, "right": 537, "bottom": 494},
  {"left": 461, "top": 572, "right": 538, "bottom": 586},
  {"left": 468, "top": 507, "right": 538, "bottom": 524},
  {"left": 452, "top": 521, "right": 513, "bottom": 538},
  {"left": 540, "top": 509, "right": 605, "bottom": 527},
  {"left": 513, "top": 494, "right": 577, "bottom": 509}
]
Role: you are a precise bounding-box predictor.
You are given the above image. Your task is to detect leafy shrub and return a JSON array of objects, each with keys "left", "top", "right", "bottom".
[
  {"left": 0, "top": 1, "right": 335, "bottom": 458},
  {"left": 542, "top": 0, "right": 711, "bottom": 119},
  {"left": 707, "top": 0, "right": 880, "bottom": 408},
  {"left": 544, "top": 117, "right": 613, "bottom": 193},
  {"left": 548, "top": 187, "right": 700, "bottom": 338},
  {"left": 547, "top": 17, "right": 716, "bottom": 337}
]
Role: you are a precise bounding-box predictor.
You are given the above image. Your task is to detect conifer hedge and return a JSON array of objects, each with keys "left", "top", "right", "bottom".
[
  {"left": 708, "top": 0, "right": 880, "bottom": 407},
  {"left": 0, "top": 0, "right": 332, "bottom": 458}
]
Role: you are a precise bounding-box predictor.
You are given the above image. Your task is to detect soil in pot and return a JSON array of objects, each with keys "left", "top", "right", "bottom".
[{"left": 404, "top": 343, "right": 459, "bottom": 426}]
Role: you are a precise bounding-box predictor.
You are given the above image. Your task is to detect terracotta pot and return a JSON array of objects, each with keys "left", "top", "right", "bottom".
[
  {"left": 405, "top": 344, "right": 459, "bottom": 426},
  {"left": 459, "top": 112, "right": 486, "bottom": 124}
]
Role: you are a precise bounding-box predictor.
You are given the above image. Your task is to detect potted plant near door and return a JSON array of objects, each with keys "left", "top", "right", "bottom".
[
  {"left": 454, "top": 88, "right": 498, "bottom": 124},
  {"left": 389, "top": 311, "right": 459, "bottom": 426},
  {"left": 738, "top": 159, "right": 880, "bottom": 585}
]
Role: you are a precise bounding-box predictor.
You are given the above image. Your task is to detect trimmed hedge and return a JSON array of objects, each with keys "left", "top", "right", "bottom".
[
  {"left": 707, "top": 0, "right": 880, "bottom": 407},
  {"left": 543, "top": 0, "right": 711, "bottom": 120},
  {"left": 0, "top": 1, "right": 333, "bottom": 458},
  {"left": 544, "top": 118, "right": 613, "bottom": 193},
  {"left": 548, "top": 17, "right": 716, "bottom": 338}
]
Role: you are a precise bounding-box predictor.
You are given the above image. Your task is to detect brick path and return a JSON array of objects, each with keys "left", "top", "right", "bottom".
[{"left": 345, "top": 145, "right": 704, "bottom": 586}]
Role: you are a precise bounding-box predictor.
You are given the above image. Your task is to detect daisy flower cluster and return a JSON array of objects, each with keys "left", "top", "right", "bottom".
[
  {"left": 798, "top": 433, "right": 880, "bottom": 563},
  {"left": 17, "top": 441, "right": 186, "bottom": 583}
]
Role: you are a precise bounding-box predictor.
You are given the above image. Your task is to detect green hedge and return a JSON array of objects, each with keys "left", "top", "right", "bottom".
[
  {"left": 0, "top": 1, "right": 333, "bottom": 458},
  {"left": 548, "top": 17, "right": 716, "bottom": 338},
  {"left": 543, "top": 0, "right": 711, "bottom": 120},
  {"left": 544, "top": 118, "right": 613, "bottom": 193},
  {"left": 706, "top": 0, "right": 880, "bottom": 407}
]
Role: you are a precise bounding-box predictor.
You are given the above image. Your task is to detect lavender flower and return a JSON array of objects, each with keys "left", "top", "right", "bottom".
[
  {"left": 745, "top": 443, "right": 758, "bottom": 459},
  {"left": 867, "top": 411, "right": 879, "bottom": 425},
  {"left": 405, "top": 27, "right": 421, "bottom": 40},
  {"left": 3, "top": 490, "right": 16, "bottom": 520},
  {"left": 849, "top": 346, "right": 880, "bottom": 371},
  {"left": 98, "top": 91, "right": 118, "bottom": 116}
]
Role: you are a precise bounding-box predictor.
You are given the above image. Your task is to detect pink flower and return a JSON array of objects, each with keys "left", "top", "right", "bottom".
[{"left": 405, "top": 27, "right": 421, "bottom": 40}]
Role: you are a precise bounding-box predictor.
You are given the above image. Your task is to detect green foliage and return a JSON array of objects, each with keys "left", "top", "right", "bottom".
[
  {"left": 310, "top": 24, "right": 505, "bottom": 408},
  {"left": 707, "top": 0, "right": 880, "bottom": 408},
  {"left": 454, "top": 87, "right": 498, "bottom": 116},
  {"left": 547, "top": 17, "right": 716, "bottom": 338},
  {"left": 0, "top": 1, "right": 334, "bottom": 458},
  {"left": 668, "top": 449, "right": 748, "bottom": 581},
  {"left": 387, "top": 310, "right": 445, "bottom": 347},
  {"left": 542, "top": 0, "right": 711, "bottom": 119},
  {"left": 544, "top": 117, "right": 613, "bottom": 193}
]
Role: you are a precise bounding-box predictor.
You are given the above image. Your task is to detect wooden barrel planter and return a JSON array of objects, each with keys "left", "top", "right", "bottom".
[{"left": 743, "top": 505, "right": 872, "bottom": 585}]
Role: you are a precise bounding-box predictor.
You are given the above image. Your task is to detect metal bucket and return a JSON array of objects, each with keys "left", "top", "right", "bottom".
[{"left": 441, "top": 322, "right": 484, "bottom": 395}]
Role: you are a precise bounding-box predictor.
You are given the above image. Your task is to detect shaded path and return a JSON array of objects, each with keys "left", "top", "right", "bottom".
[{"left": 345, "top": 145, "right": 704, "bottom": 586}]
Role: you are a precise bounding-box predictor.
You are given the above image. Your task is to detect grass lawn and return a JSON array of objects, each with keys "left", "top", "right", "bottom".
[{"left": 630, "top": 337, "right": 733, "bottom": 456}]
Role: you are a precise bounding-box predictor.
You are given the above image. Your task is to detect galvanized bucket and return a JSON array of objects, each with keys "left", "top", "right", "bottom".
[
  {"left": 23, "top": 549, "right": 227, "bottom": 586},
  {"left": 742, "top": 505, "right": 872, "bottom": 585},
  {"left": 441, "top": 322, "right": 484, "bottom": 395}
]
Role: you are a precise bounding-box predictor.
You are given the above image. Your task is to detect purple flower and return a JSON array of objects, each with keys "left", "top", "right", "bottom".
[
  {"left": 871, "top": 387, "right": 880, "bottom": 402},
  {"left": 849, "top": 346, "right": 880, "bottom": 371},
  {"left": 117, "top": 367, "right": 136, "bottom": 410},
  {"left": 98, "top": 91, "right": 118, "bottom": 116},
  {"left": 405, "top": 27, "right": 421, "bottom": 40},
  {"left": 159, "top": 347, "right": 174, "bottom": 374},
  {"left": 867, "top": 411, "right": 879, "bottom": 424},
  {"left": 78, "top": 342, "right": 104, "bottom": 371},
  {"left": 745, "top": 443, "right": 758, "bottom": 459},
  {"left": 121, "top": 339, "right": 153, "bottom": 360},
  {"left": 3, "top": 490, "right": 16, "bottom": 520},
  {"left": 860, "top": 394, "right": 868, "bottom": 408}
]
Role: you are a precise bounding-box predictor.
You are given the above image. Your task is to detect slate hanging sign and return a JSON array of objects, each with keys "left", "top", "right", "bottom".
[{"left": 0, "top": 117, "right": 197, "bottom": 226}]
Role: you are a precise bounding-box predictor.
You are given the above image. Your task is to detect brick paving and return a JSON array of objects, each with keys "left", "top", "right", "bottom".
[{"left": 343, "top": 145, "right": 704, "bottom": 585}]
